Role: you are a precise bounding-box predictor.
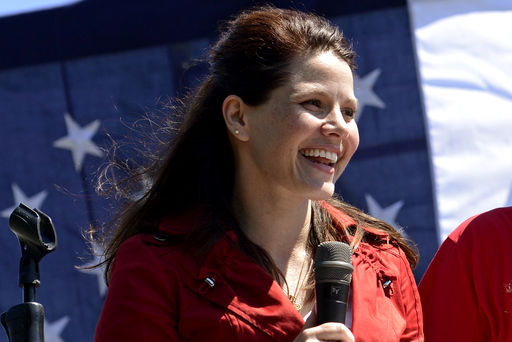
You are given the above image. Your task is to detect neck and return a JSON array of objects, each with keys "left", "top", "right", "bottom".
[{"left": 232, "top": 189, "right": 312, "bottom": 272}]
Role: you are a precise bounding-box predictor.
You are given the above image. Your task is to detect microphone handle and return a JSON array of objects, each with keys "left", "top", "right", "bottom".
[{"left": 316, "top": 281, "right": 350, "bottom": 324}]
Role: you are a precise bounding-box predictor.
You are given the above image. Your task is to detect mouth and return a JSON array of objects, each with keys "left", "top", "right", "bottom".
[{"left": 299, "top": 148, "right": 340, "bottom": 167}]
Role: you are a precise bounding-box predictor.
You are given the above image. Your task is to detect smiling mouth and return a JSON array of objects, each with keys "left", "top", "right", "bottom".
[{"left": 299, "top": 148, "right": 339, "bottom": 167}]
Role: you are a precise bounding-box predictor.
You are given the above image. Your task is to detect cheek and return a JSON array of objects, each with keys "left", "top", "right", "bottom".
[
  {"left": 334, "top": 125, "right": 359, "bottom": 179},
  {"left": 346, "top": 122, "right": 359, "bottom": 153},
  {"left": 270, "top": 111, "right": 312, "bottom": 149},
  {"left": 350, "top": 126, "right": 360, "bottom": 152}
]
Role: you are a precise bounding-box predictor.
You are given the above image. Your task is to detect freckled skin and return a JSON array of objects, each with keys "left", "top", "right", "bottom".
[{"left": 237, "top": 51, "right": 360, "bottom": 203}]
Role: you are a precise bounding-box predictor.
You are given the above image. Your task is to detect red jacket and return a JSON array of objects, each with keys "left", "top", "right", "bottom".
[
  {"left": 95, "top": 203, "right": 423, "bottom": 341},
  {"left": 419, "top": 207, "right": 512, "bottom": 341}
]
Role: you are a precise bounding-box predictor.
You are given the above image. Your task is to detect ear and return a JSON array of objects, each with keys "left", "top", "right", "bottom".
[{"left": 222, "top": 95, "right": 249, "bottom": 141}]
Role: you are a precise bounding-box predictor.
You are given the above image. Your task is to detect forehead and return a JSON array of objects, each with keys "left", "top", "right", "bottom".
[{"left": 289, "top": 51, "right": 353, "bottom": 86}]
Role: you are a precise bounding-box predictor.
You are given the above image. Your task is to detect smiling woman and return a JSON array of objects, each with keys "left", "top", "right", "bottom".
[
  {"left": 91, "top": 6, "right": 424, "bottom": 342},
  {"left": 223, "top": 50, "right": 359, "bottom": 203}
]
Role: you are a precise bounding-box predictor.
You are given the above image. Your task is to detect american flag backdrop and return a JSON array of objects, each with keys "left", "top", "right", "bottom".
[{"left": 0, "top": 1, "right": 511, "bottom": 341}]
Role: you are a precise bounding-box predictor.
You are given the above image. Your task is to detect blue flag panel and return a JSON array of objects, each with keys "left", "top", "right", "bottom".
[{"left": 332, "top": 6, "right": 438, "bottom": 279}]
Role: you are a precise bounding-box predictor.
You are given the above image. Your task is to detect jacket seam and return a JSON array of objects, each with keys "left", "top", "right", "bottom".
[{"left": 399, "top": 247, "right": 421, "bottom": 340}]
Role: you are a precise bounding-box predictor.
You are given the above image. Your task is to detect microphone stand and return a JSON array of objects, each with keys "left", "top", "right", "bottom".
[{"left": 1, "top": 203, "right": 58, "bottom": 342}]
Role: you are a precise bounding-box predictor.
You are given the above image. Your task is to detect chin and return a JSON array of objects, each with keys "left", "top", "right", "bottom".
[{"left": 307, "top": 183, "right": 335, "bottom": 201}]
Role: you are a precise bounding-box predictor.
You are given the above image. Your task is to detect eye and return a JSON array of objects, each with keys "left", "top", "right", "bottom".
[
  {"left": 342, "top": 108, "right": 356, "bottom": 120},
  {"left": 302, "top": 99, "right": 322, "bottom": 111}
]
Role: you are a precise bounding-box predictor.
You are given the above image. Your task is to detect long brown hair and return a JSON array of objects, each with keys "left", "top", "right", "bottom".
[{"left": 93, "top": 6, "right": 418, "bottom": 285}]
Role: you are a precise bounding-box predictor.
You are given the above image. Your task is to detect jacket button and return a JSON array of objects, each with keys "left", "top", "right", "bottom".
[
  {"left": 204, "top": 277, "right": 215, "bottom": 288},
  {"left": 382, "top": 279, "right": 392, "bottom": 288},
  {"left": 153, "top": 233, "right": 168, "bottom": 242}
]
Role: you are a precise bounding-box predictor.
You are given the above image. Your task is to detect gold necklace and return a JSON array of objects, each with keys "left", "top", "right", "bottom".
[{"left": 287, "top": 256, "right": 312, "bottom": 311}]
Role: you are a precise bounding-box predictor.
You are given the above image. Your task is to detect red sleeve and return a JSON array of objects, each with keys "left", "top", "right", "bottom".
[
  {"left": 94, "top": 236, "right": 181, "bottom": 342},
  {"left": 418, "top": 222, "right": 483, "bottom": 341},
  {"left": 398, "top": 247, "right": 424, "bottom": 342}
]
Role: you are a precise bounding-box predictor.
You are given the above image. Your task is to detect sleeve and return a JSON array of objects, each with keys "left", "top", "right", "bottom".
[
  {"left": 418, "top": 229, "right": 483, "bottom": 342},
  {"left": 397, "top": 247, "right": 424, "bottom": 342},
  {"left": 94, "top": 237, "right": 181, "bottom": 342}
]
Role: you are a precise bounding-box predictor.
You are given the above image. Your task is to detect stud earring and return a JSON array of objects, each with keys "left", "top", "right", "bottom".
[{"left": 234, "top": 129, "right": 240, "bottom": 135}]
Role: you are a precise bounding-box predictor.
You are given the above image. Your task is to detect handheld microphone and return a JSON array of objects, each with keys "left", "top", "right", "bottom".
[{"left": 314, "top": 241, "right": 353, "bottom": 324}]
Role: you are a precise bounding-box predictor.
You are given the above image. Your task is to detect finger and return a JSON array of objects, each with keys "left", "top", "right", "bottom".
[{"left": 303, "top": 322, "right": 354, "bottom": 342}]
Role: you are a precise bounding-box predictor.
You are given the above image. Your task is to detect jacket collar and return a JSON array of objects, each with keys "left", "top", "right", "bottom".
[
  {"left": 158, "top": 207, "right": 202, "bottom": 236},
  {"left": 158, "top": 202, "right": 389, "bottom": 238},
  {"left": 319, "top": 200, "right": 390, "bottom": 238}
]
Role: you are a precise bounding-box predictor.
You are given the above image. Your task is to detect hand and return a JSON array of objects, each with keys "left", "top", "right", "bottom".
[{"left": 293, "top": 322, "right": 354, "bottom": 342}]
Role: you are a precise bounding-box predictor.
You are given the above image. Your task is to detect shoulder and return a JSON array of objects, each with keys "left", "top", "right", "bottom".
[
  {"left": 446, "top": 206, "right": 512, "bottom": 249},
  {"left": 353, "top": 239, "right": 409, "bottom": 278},
  {"left": 117, "top": 232, "right": 184, "bottom": 260},
  {"left": 114, "top": 207, "right": 209, "bottom": 270},
  {"left": 419, "top": 207, "right": 512, "bottom": 295},
  {"left": 351, "top": 235, "right": 423, "bottom": 339},
  {"left": 112, "top": 232, "right": 198, "bottom": 283}
]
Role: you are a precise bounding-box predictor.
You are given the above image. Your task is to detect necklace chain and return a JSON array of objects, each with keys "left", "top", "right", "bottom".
[{"left": 287, "top": 255, "right": 312, "bottom": 311}]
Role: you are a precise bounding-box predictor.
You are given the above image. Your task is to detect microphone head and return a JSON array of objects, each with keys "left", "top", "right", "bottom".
[
  {"left": 314, "top": 241, "right": 353, "bottom": 283},
  {"left": 315, "top": 241, "right": 352, "bottom": 264}
]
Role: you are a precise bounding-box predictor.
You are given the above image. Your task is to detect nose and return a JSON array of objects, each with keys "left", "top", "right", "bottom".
[{"left": 321, "top": 107, "right": 351, "bottom": 138}]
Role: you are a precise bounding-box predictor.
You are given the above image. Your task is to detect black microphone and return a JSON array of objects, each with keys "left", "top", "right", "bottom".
[{"left": 314, "top": 241, "right": 353, "bottom": 324}]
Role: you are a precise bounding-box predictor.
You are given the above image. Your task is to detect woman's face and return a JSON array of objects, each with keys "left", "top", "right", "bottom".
[{"left": 238, "top": 50, "right": 359, "bottom": 201}]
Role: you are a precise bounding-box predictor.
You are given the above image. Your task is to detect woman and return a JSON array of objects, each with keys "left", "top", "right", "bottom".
[{"left": 93, "top": 6, "right": 423, "bottom": 342}]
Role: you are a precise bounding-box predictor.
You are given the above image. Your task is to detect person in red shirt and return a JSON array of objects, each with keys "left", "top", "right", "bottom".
[
  {"left": 419, "top": 206, "right": 512, "bottom": 341},
  {"left": 93, "top": 6, "right": 423, "bottom": 342}
]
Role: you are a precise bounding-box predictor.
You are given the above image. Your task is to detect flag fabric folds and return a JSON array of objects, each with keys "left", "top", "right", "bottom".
[
  {"left": 409, "top": 0, "right": 512, "bottom": 241},
  {"left": 3, "top": 0, "right": 506, "bottom": 341}
]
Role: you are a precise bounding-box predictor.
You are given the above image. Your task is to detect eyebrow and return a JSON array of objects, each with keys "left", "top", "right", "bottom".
[
  {"left": 347, "top": 97, "right": 359, "bottom": 110},
  {"left": 291, "top": 86, "right": 359, "bottom": 109}
]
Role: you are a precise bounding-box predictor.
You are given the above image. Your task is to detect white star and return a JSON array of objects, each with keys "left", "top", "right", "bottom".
[
  {"left": 53, "top": 113, "right": 103, "bottom": 171},
  {"left": 365, "top": 194, "right": 406, "bottom": 236},
  {"left": 354, "top": 69, "right": 386, "bottom": 122},
  {"left": 44, "top": 316, "right": 70, "bottom": 342},
  {"left": 1, "top": 183, "right": 48, "bottom": 218},
  {"left": 78, "top": 242, "right": 107, "bottom": 297}
]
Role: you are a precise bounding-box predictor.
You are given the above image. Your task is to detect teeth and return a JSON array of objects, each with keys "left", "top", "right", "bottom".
[{"left": 300, "top": 149, "right": 338, "bottom": 163}]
